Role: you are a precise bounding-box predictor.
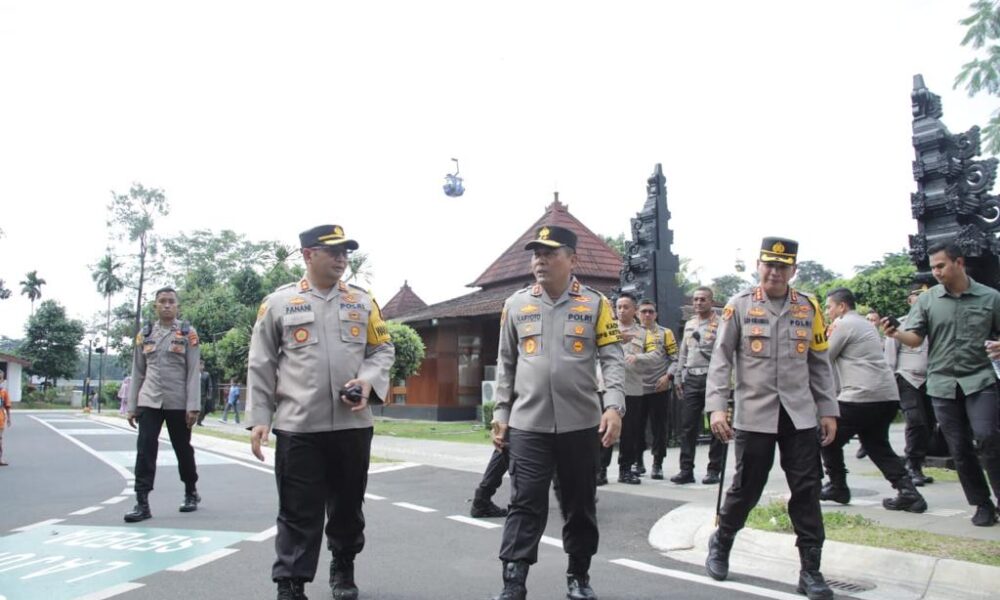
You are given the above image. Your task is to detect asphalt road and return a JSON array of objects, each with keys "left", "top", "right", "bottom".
[{"left": 0, "top": 412, "right": 830, "bottom": 600}]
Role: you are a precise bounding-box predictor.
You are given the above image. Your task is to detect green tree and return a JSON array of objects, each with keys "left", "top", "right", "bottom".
[
  {"left": 386, "top": 321, "right": 425, "bottom": 384},
  {"left": 851, "top": 253, "right": 916, "bottom": 320},
  {"left": 19, "top": 270, "right": 46, "bottom": 315},
  {"left": 346, "top": 251, "right": 374, "bottom": 286},
  {"left": 956, "top": 0, "right": 1000, "bottom": 154},
  {"left": 792, "top": 260, "right": 841, "bottom": 294},
  {"left": 676, "top": 257, "right": 702, "bottom": 296},
  {"left": 20, "top": 300, "right": 85, "bottom": 384},
  {"left": 92, "top": 252, "right": 126, "bottom": 406},
  {"left": 108, "top": 182, "right": 169, "bottom": 351},
  {"left": 711, "top": 274, "right": 749, "bottom": 305},
  {"left": 0, "top": 279, "right": 11, "bottom": 300},
  {"left": 600, "top": 233, "right": 628, "bottom": 257},
  {"left": 160, "top": 229, "right": 274, "bottom": 284}
]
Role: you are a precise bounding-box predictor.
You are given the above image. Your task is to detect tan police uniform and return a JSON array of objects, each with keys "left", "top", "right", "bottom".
[
  {"left": 674, "top": 312, "right": 726, "bottom": 478},
  {"left": 632, "top": 324, "right": 678, "bottom": 472}
]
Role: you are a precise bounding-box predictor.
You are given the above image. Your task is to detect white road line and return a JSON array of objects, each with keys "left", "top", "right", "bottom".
[
  {"left": 12, "top": 518, "right": 64, "bottom": 532},
  {"left": 611, "top": 558, "right": 805, "bottom": 600},
  {"left": 447, "top": 515, "right": 503, "bottom": 529},
  {"left": 30, "top": 416, "right": 134, "bottom": 479},
  {"left": 166, "top": 548, "right": 240, "bottom": 572},
  {"left": 71, "top": 582, "right": 145, "bottom": 600},
  {"left": 120, "top": 487, "right": 134, "bottom": 495},
  {"left": 364, "top": 493, "right": 386, "bottom": 500},
  {"left": 246, "top": 526, "right": 278, "bottom": 542},
  {"left": 540, "top": 535, "right": 563, "bottom": 549},
  {"left": 101, "top": 496, "right": 129, "bottom": 505},
  {"left": 393, "top": 502, "right": 437, "bottom": 513},
  {"left": 926, "top": 508, "right": 966, "bottom": 517},
  {"left": 69, "top": 506, "right": 104, "bottom": 515},
  {"left": 368, "top": 462, "right": 421, "bottom": 474}
]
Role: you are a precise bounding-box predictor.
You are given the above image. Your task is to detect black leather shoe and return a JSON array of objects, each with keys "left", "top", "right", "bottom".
[
  {"left": 702, "top": 471, "right": 721, "bottom": 485},
  {"left": 670, "top": 470, "right": 695, "bottom": 484},
  {"left": 907, "top": 462, "right": 934, "bottom": 486},
  {"left": 705, "top": 530, "right": 733, "bottom": 581},
  {"left": 617, "top": 469, "right": 641, "bottom": 485},
  {"left": 797, "top": 546, "right": 833, "bottom": 600},
  {"left": 633, "top": 459, "right": 646, "bottom": 475},
  {"left": 819, "top": 482, "right": 850, "bottom": 505},
  {"left": 595, "top": 468, "right": 608, "bottom": 487},
  {"left": 494, "top": 561, "right": 528, "bottom": 600},
  {"left": 276, "top": 579, "right": 307, "bottom": 600},
  {"left": 972, "top": 502, "right": 999, "bottom": 527},
  {"left": 471, "top": 501, "right": 508, "bottom": 518},
  {"left": 179, "top": 492, "right": 201, "bottom": 513},
  {"left": 330, "top": 556, "right": 358, "bottom": 600},
  {"left": 883, "top": 486, "right": 927, "bottom": 513},
  {"left": 566, "top": 574, "right": 597, "bottom": 599},
  {"left": 855, "top": 446, "right": 868, "bottom": 459},
  {"left": 124, "top": 496, "right": 152, "bottom": 523},
  {"left": 651, "top": 464, "right": 664, "bottom": 480}
]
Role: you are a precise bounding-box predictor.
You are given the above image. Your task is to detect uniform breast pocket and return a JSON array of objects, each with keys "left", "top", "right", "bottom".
[
  {"left": 516, "top": 321, "right": 543, "bottom": 357},
  {"left": 961, "top": 306, "right": 992, "bottom": 341},
  {"left": 283, "top": 312, "right": 319, "bottom": 350},
  {"left": 563, "top": 321, "right": 592, "bottom": 357},
  {"left": 743, "top": 323, "right": 771, "bottom": 358},
  {"left": 789, "top": 326, "right": 810, "bottom": 359},
  {"left": 340, "top": 308, "right": 368, "bottom": 344}
]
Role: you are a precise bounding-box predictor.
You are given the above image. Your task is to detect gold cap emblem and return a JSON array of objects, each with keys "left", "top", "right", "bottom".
[
  {"left": 772, "top": 242, "right": 785, "bottom": 254},
  {"left": 333, "top": 226, "right": 344, "bottom": 238},
  {"left": 539, "top": 227, "right": 550, "bottom": 240}
]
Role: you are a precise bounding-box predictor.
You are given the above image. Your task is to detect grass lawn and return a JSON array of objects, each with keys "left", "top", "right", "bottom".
[
  {"left": 15, "top": 402, "right": 75, "bottom": 410},
  {"left": 747, "top": 501, "right": 1000, "bottom": 567},
  {"left": 373, "top": 418, "right": 493, "bottom": 445},
  {"left": 860, "top": 467, "right": 960, "bottom": 483}
]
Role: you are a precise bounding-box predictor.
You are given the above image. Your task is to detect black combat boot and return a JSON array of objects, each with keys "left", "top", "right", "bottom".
[
  {"left": 819, "top": 472, "right": 850, "bottom": 505},
  {"left": 493, "top": 561, "right": 528, "bottom": 600},
  {"left": 883, "top": 478, "right": 927, "bottom": 513},
  {"left": 276, "top": 579, "right": 307, "bottom": 600},
  {"left": 179, "top": 489, "right": 200, "bottom": 513},
  {"left": 633, "top": 455, "right": 646, "bottom": 476},
  {"left": 796, "top": 547, "right": 833, "bottom": 600},
  {"left": 124, "top": 492, "right": 152, "bottom": 523},
  {"left": 670, "top": 470, "right": 695, "bottom": 484},
  {"left": 471, "top": 499, "right": 508, "bottom": 518},
  {"left": 972, "top": 501, "right": 999, "bottom": 527},
  {"left": 704, "top": 530, "right": 734, "bottom": 581},
  {"left": 329, "top": 555, "right": 358, "bottom": 600},
  {"left": 617, "top": 467, "right": 641, "bottom": 485},
  {"left": 566, "top": 555, "right": 596, "bottom": 599},
  {"left": 595, "top": 468, "right": 609, "bottom": 487},
  {"left": 651, "top": 457, "right": 664, "bottom": 480},
  {"left": 907, "top": 460, "right": 934, "bottom": 486},
  {"left": 702, "top": 471, "right": 721, "bottom": 485}
]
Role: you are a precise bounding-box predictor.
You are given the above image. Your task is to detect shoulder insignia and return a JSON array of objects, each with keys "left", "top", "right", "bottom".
[
  {"left": 752, "top": 287, "right": 764, "bottom": 302},
  {"left": 530, "top": 284, "right": 542, "bottom": 296},
  {"left": 722, "top": 306, "right": 734, "bottom": 321},
  {"left": 790, "top": 289, "right": 799, "bottom": 303},
  {"left": 188, "top": 331, "right": 200, "bottom": 346},
  {"left": 570, "top": 279, "right": 581, "bottom": 294},
  {"left": 338, "top": 280, "right": 348, "bottom": 292},
  {"left": 135, "top": 332, "right": 144, "bottom": 344},
  {"left": 256, "top": 302, "right": 268, "bottom": 320},
  {"left": 299, "top": 278, "right": 311, "bottom": 292}
]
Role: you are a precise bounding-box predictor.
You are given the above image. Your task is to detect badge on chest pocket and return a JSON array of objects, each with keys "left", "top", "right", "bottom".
[
  {"left": 744, "top": 323, "right": 771, "bottom": 358},
  {"left": 516, "top": 320, "right": 543, "bottom": 357},
  {"left": 284, "top": 312, "right": 319, "bottom": 349}
]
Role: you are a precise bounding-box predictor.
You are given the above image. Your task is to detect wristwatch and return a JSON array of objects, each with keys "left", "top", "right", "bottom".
[{"left": 606, "top": 404, "right": 626, "bottom": 417}]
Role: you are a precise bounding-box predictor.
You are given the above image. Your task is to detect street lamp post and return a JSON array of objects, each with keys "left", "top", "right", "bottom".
[
  {"left": 83, "top": 339, "right": 95, "bottom": 409},
  {"left": 95, "top": 342, "right": 106, "bottom": 414}
]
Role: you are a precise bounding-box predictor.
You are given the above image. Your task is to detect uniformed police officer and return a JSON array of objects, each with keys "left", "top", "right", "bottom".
[
  {"left": 671, "top": 286, "right": 727, "bottom": 485},
  {"left": 247, "top": 225, "right": 394, "bottom": 600},
  {"left": 491, "top": 225, "right": 626, "bottom": 600},
  {"left": 632, "top": 299, "right": 678, "bottom": 480},
  {"left": 704, "top": 238, "right": 839, "bottom": 600},
  {"left": 124, "top": 286, "right": 202, "bottom": 523}
]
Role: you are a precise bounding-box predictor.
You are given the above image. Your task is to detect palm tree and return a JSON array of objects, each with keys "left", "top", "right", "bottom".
[
  {"left": 92, "top": 253, "right": 125, "bottom": 412},
  {"left": 20, "top": 270, "right": 46, "bottom": 315},
  {"left": 346, "top": 251, "right": 373, "bottom": 286}
]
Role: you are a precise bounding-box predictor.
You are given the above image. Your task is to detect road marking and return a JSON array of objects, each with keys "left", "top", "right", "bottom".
[
  {"left": 166, "top": 548, "right": 240, "bottom": 572},
  {"left": 34, "top": 419, "right": 91, "bottom": 424},
  {"left": 12, "top": 519, "right": 64, "bottom": 532},
  {"left": 540, "top": 535, "right": 563, "bottom": 549},
  {"left": 120, "top": 488, "right": 134, "bottom": 496},
  {"left": 57, "top": 429, "right": 132, "bottom": 436},
  {"left": 364, "top": 493, "right": 386, "bottom": 500},
  {"left": 30, "top": 416, "right": 134, "bottom": 479},
  {"left": 447, "top": 515, "right": 502, "bottom": 529},
  {"left": 246, "top": 526, "right": 277, "bottom": 542},
  {"left": 71, "top": 582, "right": 145, "bottom": 599},
  {"left": 101, "top": 497, "right": 129, "bottom": 505},
  {"left": 393, "top": 502, "right": 437, "bottom": 513},
  {"left": 369, "top": 462, "right": 421, "bottom": 474},
  {"left": 926, "top": 508, "right": 966, "bottom": 517},
  {"left": 69, "top": 507, "right": 104, "bottom": 516},
  {"left": 611, "top": 558, "right": 805, "bottom": 600}
]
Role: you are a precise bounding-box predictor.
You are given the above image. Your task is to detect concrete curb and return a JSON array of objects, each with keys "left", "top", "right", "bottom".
[{"left": 649, "top": 503, "right": 1000, "bottom": 600}]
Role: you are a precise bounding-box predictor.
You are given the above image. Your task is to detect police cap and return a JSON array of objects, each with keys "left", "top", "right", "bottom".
[
  {"left": 759, "top": 237, "right": 798, "bottom": 265},
  {"left": 524, "top": 225, "right": 577, "bottom": 251},
  {"left": 299, "top": 225, "right": 359, "bottom": 251}
]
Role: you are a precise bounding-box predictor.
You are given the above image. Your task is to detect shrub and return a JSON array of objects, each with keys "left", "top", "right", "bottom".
[{"left": 387, "top": 321, "right": 425, "bottom": 384}]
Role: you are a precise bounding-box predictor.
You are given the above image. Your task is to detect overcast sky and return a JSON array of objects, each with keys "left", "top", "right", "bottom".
[{"left": 0, "top": 1, "right": 996, "bottom": 339}]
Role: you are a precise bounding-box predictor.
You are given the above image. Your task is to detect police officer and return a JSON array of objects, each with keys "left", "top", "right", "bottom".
[
  {"left": 491, "top": 225, "right": 625, "bottom": 600},
  {"left": 247, "top": 225, "right": 394, "bottom": 600},
  {"left": 124, "top": 286, "right": 202, "bottom": 523},
  {"left": 615, "top": 292, "right": 647, "bottom": 485},
  {"left": 704, "top": 238, "right": 839, "bottom": 600},
  {"left": 672, "top": 286, "right": 726, "bottom": 485},
  {"left": 632, "top": 299, "right": 678, "bottom": 480}
]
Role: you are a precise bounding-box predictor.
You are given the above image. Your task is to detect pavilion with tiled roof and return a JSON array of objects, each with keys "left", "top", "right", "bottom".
[
  {"left": 381, "top": 280, "right": 428, "bottom": 320},
  {"left": 383, "top": 196, "right": 622, "bottom": 421}
]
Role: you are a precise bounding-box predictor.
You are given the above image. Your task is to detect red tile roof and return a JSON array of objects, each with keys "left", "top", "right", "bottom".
[
  {"left": 470, "top": 197, "right": 623, "bottom": 289},
  {"left": 381, "top": 280, "right": 428, "bottom": 320}
]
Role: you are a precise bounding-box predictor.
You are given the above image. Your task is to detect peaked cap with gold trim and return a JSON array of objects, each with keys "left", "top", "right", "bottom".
[
  {"left": 759, "top": 236, "right": 798, "bottom": 265},
  {"left": 299, "top": 224, "right": 359, "bottom": 250},
  {"left": 524, "top": 224, "right": 577, "bottom": 251}
]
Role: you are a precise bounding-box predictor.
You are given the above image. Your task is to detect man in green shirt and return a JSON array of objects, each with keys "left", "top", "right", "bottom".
[{"left": 884, "top": 241, "right": 1000, "bottom": 527}]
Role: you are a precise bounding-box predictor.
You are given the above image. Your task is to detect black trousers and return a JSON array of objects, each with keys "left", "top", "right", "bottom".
[
  {"left": 719, "top": 407, "right": 824, "bottom": 548},
  {"left": 821, "top": 401, "right": 908, "bottom": 485},
  {"left": 476, "top": 448, "right": 509, "bottom": 502},
  {"left": 133, "top": 408, "right": 198, "bottom": 495},
  {"left": 637, "top": 390, "right": 669, "bottom": 461},
  {"left": 898, "top": 376, "right": 935, "bottom": 463},
  {"left": 618, "top": 395, "right": 643, "bottom": 469},
  {"left": 932, "top": 384, "right": 1000, "bottom": 506},
  {"left": 500, "top": 427, "right": 599, "bottom": 565},
  {"left": 677, "top": 374, "right": 726, "bottom": 473},
  {"left": 272, "top": 427, "right": 372, "bottom": 583}
]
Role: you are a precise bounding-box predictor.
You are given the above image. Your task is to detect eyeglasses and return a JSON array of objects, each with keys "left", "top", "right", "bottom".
[{"left": 311, "top": 246, "right": 352, "bottom": 259}]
